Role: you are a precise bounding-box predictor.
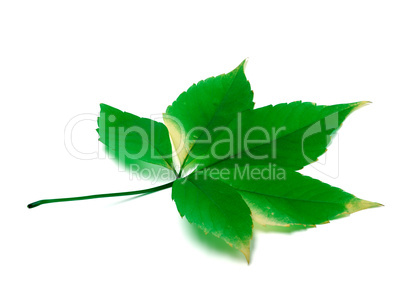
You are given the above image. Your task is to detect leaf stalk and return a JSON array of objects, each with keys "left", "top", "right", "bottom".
[{"left": 27, "top": 181, "right": 174, "bottom": 209}]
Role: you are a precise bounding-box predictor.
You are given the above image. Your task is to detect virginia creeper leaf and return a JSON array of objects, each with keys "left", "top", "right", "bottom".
[
  {"left": 28, "top": 60, "right": 382, "bottom": 264},
  {"left": 172, "top": 175, "right": 253, "bottom": 262},
  {"left": 97, "top": 103, "right": 175, "bottom": 172},
  {"left": 163, "top": 59, "right": 254, "bottom": 173}
]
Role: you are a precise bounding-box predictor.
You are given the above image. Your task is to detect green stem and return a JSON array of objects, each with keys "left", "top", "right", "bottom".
[
  {"left": 178, "top": 155, "right": 189, "bottom": 178},
  {"left": 27, "top": 181, "right": 174, "bottom": 209},
  {"left": 172, "top": 167, "right": 179, "bottom": 179}
]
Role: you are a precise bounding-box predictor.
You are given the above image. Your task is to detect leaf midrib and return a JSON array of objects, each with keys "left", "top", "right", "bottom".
[
  {"left": 181, "top": 68, "right": 244, "bottom": 169},
  {"left": 237, "top": 187, "right": 346, "bottom": 206}
]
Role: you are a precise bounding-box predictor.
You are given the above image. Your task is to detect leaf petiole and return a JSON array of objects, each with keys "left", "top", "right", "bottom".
[{"left": 27, "top": 181, "right": 174, "bottom": 209}]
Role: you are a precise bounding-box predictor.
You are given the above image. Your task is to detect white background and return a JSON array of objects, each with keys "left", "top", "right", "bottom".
[{"left": 1, "top": 1, "right": 401, "bottom": 289}]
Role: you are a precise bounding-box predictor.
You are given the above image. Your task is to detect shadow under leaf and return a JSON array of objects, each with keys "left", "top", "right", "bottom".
[
  {"left": 180, "top": 219, "right": 248, "bottom": 263},
  {"left": 181, "top": 220, "right": 315, "bottom": 264}
]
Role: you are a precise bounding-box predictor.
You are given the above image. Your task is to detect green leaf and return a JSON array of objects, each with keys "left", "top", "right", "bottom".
[
  {"left": 28, "top": 60, "right": 382, "bottom": 264},
  {"left": 97, "top": 103, "right": 175, "bottom": 172},
  {"left": 190, "top": 101, "right": 368, "bottom": 172},
  {"left": 163, "top": 59, "right": 254, "bottom": 173},
  {"left": 196, "top": 165, "right": 382, "bottom": 227},
  {"left": 172, "top": 175, "right": 253, "bottom": 262}
]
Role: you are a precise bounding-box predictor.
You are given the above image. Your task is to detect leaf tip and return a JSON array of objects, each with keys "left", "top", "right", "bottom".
[
  {"left": 240, "top": 245, "right": 251, "bottom": 264},
  {"left": 346, "top": 198, "right": 383, "bottom": 214},
  {"left": 237, "top": 58, "right": 249, "bottom": 73},
  {"left": 351, "top": 101, "right": 372, "bottom": 113}
]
